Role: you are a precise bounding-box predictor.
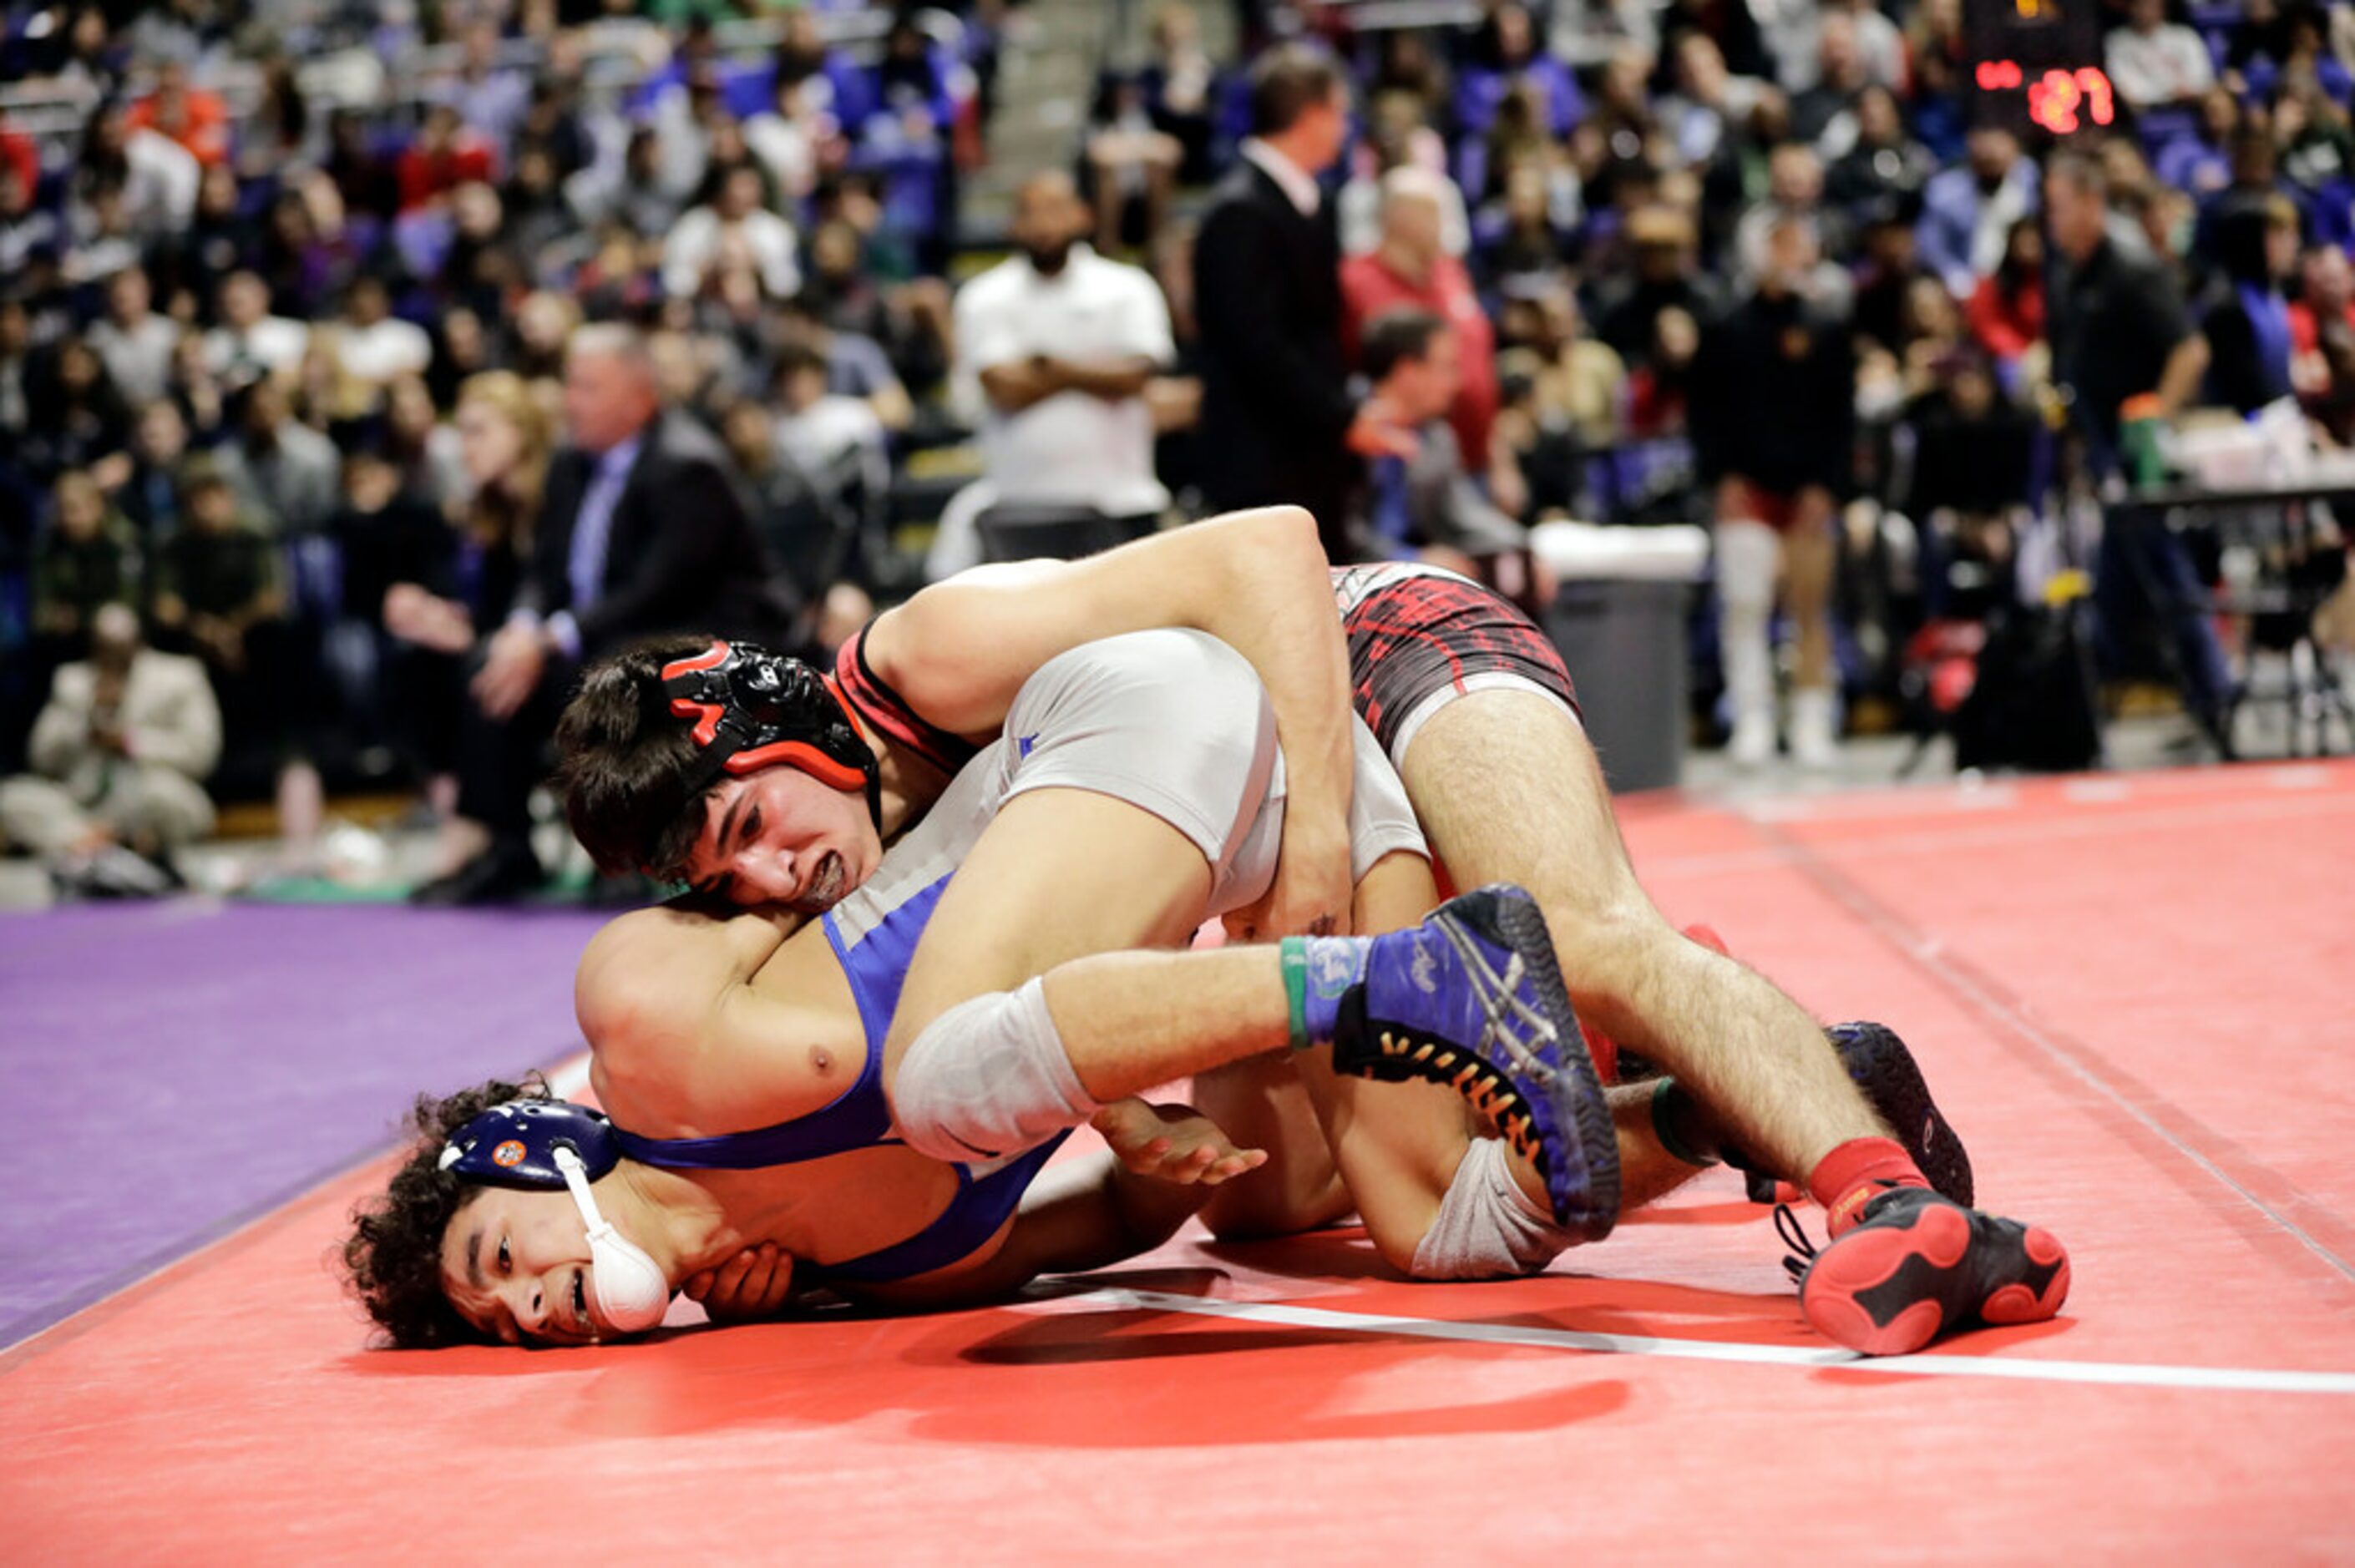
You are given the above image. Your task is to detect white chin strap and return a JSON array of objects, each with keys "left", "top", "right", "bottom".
[{"left": 552, "top": 1146, "right": 672, "bottom": 1335}]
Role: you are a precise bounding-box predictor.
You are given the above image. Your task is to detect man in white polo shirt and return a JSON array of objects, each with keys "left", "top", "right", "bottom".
[{"left": 953, "top": 171, "right": 1173, "bottom": 558}]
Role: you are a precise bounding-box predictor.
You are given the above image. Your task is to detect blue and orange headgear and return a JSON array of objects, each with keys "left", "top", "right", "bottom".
[
  {"left": 659, "top": 640, "right": 882, "bottom": 827},
  {"left": 439, "top": 1100, "right": 672, "bottom": 1335}
]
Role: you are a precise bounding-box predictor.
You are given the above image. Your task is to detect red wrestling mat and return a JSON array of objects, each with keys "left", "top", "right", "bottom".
[{"left": 8, "top": 761, "right": 2353, "bottom": 1563}]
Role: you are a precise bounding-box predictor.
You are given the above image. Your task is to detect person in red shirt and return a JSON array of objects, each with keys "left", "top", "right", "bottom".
[
  {"left": 396, "top": 104, "right": 496, "bottom": 214},
  {"left": 0, "top": 114, "right": 37, "bottom": 199},
  {"left": 1965, "top": 216, "right": 2047, "bottom": 368},
  {"left": 125, "top": 61, "right": 230, "bottom": 167},
  {"left": 1341, "top": 168, "right": 1507, "bottom": 497},
  {"left": 2289, "top": 243, "right": 2355, "bottom": 419}
]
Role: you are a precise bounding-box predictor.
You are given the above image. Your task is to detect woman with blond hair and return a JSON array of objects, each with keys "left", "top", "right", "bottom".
[{"left": 382, "top": 370, "right": 555, "bottom": 879}]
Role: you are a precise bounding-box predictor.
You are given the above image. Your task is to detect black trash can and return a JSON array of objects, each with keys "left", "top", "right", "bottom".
[{"left": 1543, "top": 577, "right": 1693, "bottom": 792}]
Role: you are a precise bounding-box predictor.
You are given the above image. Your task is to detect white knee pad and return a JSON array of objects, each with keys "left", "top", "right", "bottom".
[
  {"left": 1408, "top": 1137, "right": 1577, "bottom": 1281},
  {"left": 891, "top": 978, "right": 1102, "bottom": 1163}
]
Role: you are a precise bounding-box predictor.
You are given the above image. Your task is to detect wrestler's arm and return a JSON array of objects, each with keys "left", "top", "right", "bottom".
[
  {"left": 842, "top": 1141, "right": 1227, "bottom": 1311},
  {"left": 578, "top": 903, "right": 842, "bottom": 1136},
  {"left": 865, "top": 504, "right": 1358, "bottom": 934}
]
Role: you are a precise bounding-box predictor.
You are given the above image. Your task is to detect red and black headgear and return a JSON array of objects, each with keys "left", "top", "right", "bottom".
[{"left": 659, "top": 640, "right": 881, "bottom": 826}]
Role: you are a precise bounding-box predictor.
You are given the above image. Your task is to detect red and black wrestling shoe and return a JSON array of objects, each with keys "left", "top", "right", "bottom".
[
  {"left": 1730, "top": 1021, "right": 1975, "bottom": 1209},
  {"left": 1781, "top": 1187, "right": 2071, "bottom": 1357}
]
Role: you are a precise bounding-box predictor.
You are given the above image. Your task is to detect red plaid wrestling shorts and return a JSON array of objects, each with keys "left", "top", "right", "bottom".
[{"left": 1331, "top": 563, "right": 1582, "bottom": 766}]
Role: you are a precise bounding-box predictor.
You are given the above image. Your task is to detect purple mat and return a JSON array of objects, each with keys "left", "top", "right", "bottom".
[{"left": 0, "top": 901, "right": 608, "bottom": 1348}]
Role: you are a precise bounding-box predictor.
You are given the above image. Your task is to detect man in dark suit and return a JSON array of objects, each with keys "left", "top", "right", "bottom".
[
  {"left": 1193, "top": 46, "right": 1411, "bottom": 556},
  {"left": 418, "top": 324, "right": 788, "bottom": 903}
]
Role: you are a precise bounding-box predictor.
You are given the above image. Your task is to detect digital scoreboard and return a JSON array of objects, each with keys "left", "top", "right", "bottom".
[{"left": 1963, "top": 0, "right": 2116, "bottom": 137}]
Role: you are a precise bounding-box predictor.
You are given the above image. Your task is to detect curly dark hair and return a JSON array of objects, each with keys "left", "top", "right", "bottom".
[
  {"left": 342, "top": 1075, "right": 550, "bottom": 1349},
  {"left": 552, "top": 634, "right": 720, "bottom": 881}
]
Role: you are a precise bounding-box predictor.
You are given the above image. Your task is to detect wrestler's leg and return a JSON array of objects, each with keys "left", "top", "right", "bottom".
[
  {"left": 1198, "top": 852, "right": 1710, "bottom": 1267},
  {"left": 1193, "top": 847, "right": 1445, "bottom": 1239},
  {"left": 1715, "top": 483, "right": 1782, "bottom": 766},
  {"left": 1784, "top": 486, "right": 1840, "bottom": 767},
  {"left": 882, "top": 786, "right": 1220, "bottom": 1090},
  {"left": 1397, "top": 687, "right": 1887, "bottom": 1188}
]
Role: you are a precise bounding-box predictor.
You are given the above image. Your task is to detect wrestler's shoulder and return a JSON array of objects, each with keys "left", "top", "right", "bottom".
[{"left": 579, "top": 903, "right": 805, "bottom": 1024}]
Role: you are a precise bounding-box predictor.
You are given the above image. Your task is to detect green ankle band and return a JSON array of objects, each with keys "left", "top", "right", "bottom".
[
  {"left": 1650, "top": 1079, "right": 1720, "bottom": 1168},
  {"left": 1279, "top": 938, "right": 1311, "bottom": 1051}
]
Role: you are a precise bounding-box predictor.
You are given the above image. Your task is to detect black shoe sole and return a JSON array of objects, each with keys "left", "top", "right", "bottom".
[
  {"left": 1742, "top": 1021, "right": 1974, "bottom": 1208},
  {"left": 1800, "top": 1191, "right": 2069, "bottom": 1355}
]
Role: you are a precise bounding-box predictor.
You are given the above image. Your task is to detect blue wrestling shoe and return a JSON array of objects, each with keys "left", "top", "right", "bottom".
[{"left": 1309, "top": 885, "right": 1619, "bottom": 1242}]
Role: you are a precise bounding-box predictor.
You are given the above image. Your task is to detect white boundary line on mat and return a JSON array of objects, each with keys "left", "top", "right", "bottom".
[{"left": 1073, "top": 1288, "right": 2355, "bottom": 1397}]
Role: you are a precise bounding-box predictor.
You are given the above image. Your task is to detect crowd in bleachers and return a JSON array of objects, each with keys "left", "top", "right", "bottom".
[{"left": 3, "top": 0, "right": 2352, "bottom": 898}]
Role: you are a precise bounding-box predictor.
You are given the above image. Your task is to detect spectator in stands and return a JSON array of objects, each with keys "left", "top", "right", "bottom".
[
  {"left": 1967, "top": 215, "right": 2049, "bottom": 374},
  {"left": 149, "top": 455, "right": 287, "bottom": 777},
  {"left": 1502, "top": 278, "right": 1627, "bottom": 451},
  {"left": 777, "top": 295, "right": 914, "bottom": 435},
  {"left": 1594, "top": 202, "right": 1717, "bottom": 371},
  {"left": 78, "top": 97, "right": 200, "bottom": 244},
  {"left": 32, "top": 468, "right": 141, "bottom": 668},
  {"left": 2108, "top": 0, "right": 2218, "bottom": 112},
  {"left": 1690, "top": 215, "right": 1857, "bottom": 768},
  {"left": 1825, "top": 87, "right": 1934, "bottom": 225},
  {"left": 217, "top": 377, "right": 339, "bottom": 535},
  {"left": 1474, "top": 159, "right": 1574, "bottom": 298},
  {"left": 435, "top": 20, "right": 534, "bottom": 162},
  {"left": 1343, "top": 169, "right": 1507, "bottom": 501},
  {"left": 1902, "top": 350, "right": 2038, "bottom": 619},
  {"left": 327, "top": 275, "right": 433, "bottom": 398},
  {"left": 382, "top": 371, "right": 551, "bottom": 879},
  {"left": 850, "top": 13, "right": 961, "bottom": 274},
  {"left": 1139, "top": 1, "right": 1221, "bottom": 187},
  {"left": 1456, "top": 3, "right": 1582, "bottom": 147},
  {"left": 238, "top": 56, "right": 317, "bottom": 179},
  {"left": 86, "top": 266, "right": 178, "bottom": 408},
  {"left": 772, "top": 340, "right": 890, "bottom": 548},
  {"left": 205, "top": 271, "right": 308, "bottom": 393},
  {"left": 422, "top": 325, "right": 785, "bottom": 905},
  {"left": 0, "top": 602, "right": 218, "bottom": 897},
  {"left": 954, "top": 170, "right": 1174, "bottom": 554},
  {"left": 1734, "top": 143, "right": 1848, "bottom": 309},
  {"left": 1849, "top": 198, "right": 1934, "bottom": 358},
  {"left": 22, "top": 336, "right": 131, "bottom": 489},
  {"left": 321, "top": 443, "right": 454, "bottom": 780},
  {"left": 2201, "top": 193, "right": 2303, "bottom": 413},
  {"left": 2289, "top": 242, "right": 2355, "bottom": 434},
  {"left": 2044, "top": 151, "right": 2234, "bottom": 743},
  {"left": 127, "top": 60, "right": 229, "bottom": 167},
  {"left": 2273, "top": 74, "right": 2355, "bottom": 209},
  {"left": 664, "top": 162, "right": 801, "bottom": 303},
  {"left": 1339, "top": 89, "right": 1469, "bottom": 260},
  {"left": 398, "top": 104, "right": 496, "bottom": 215},
  {"left": 1086, "top": 62, "right": 1186, "bottom": 256},
  {"left": 0, "top": 157, "right": 58, "bottom": 278},
  {"left": 1350, "top": 308, "right": 1537, "bottom": 601},
  {"left": 1916, "top": 125, "right": 2035, "bottom": 300},
  {"left": 2160, "top": 88, "right": 2243, "bottom": 201},
  {"left": 1790, "top": 11, "right": 1873, "bottom": 150},
  {"left": 722, "top": 397, "right": 826, "bottom": 618},
  {"left": 114, "top": 397, "right": 192, "bottom": 544},
  {"left": 167, "top": 160, "right": 251, "bottom": 309},
  {"left": 1623, "top": 301, "right": 1699, "bottom": 439},
  {"left": 1193, "top": 46, "right": 1413, "bottom": 557},
  {"left": 1768, "top": 0, "right": 1905, "bottom": 96}
]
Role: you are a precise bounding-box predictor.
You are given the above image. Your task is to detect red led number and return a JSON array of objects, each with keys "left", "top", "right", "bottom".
[{"left": 1979, "top": 59, "right": 2114, "bottom": 134}]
